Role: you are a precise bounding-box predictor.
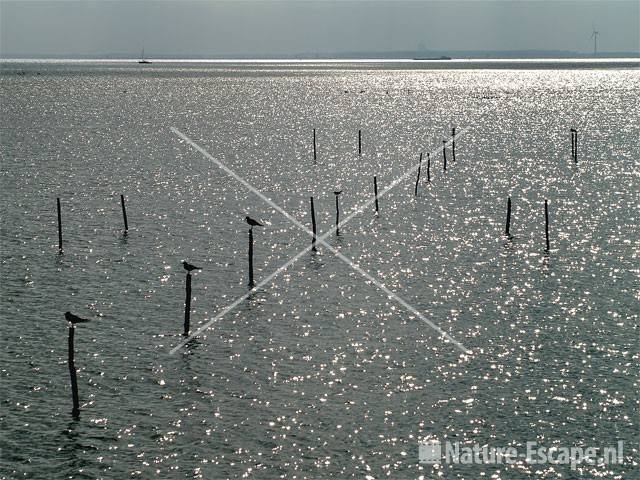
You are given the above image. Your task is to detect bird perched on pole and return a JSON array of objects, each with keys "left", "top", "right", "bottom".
[
  {"left": 182, "top": 261, "right": 202, "bottom": 272},
  {"left": 65, "top": 312, "right": 90, "bottom": 325},
  {"left": 246, "top": 216, "right": 264, "bottom": 227}
]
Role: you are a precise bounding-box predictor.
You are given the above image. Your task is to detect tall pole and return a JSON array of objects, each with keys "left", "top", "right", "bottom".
[
  {"left": 248, "top": 228, "right": 254, "bottom": 287},
  {"left": 68, "top": 326, "right": 80, "bottom": 418},
  {"left": 313, "top": 128, "right": 317, "bottom": 162},
  {"left": 373, "top": 176, "right": 379, "bottom": 214},
  {"left": 414, "top": 152, "right": 423, "bottom": 196},
  {"left": 358, "top": 130, "right": 362, "bottom": 156},
  {"left": 120, "top": 194, "right": 129, "bottom": 233},
  {"left": 452, "top": 127, "right": 456, "bottom": 162},
  {"left": 544, "top": 199, "right": 550, "bottom": 252},
  {"left": 334, "top": 194, "right": 340, "bottom": 236},
  {"left": 427, "top": 153, "right": 431, "bottom": 182},
  {"left": 184, "top": 273, "right": 192, "bottom": 335},
  {"left": 571, "top": 129, "right": 575, "bottom": 159},
  {"left": 310, "top": 197, "right": 317, "bottom": 251},
  {"left": 443, "top": 140, "right": 447, "bottom": 172},
  {"left": 57, "top": 197, "right": 63, "bottom": 253},
  {"left": 505, "top": 196, "right": 512, "bottom": 236}
]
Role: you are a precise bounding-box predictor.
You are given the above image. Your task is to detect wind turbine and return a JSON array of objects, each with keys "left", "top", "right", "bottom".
[{"left": 590, "top": 25, "right": 599, "bottom": 57}]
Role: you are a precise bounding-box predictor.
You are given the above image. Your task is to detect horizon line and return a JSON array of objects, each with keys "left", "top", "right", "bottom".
[
  {"left": 2, "top": 56, "right": 639, "bottom": 63},
  {"left": 1, "top": 49, "right": 639, "bottom": 61}
]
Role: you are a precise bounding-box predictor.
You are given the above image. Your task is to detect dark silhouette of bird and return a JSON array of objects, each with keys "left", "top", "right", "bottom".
[
  {"left": 65, "top": 312, "right": 90, "bottom": 324},
  {"left": 333, "top": 190, "right": 342, "bottom": 195},
  {"left": 245, "top": 216, "right": 263, "bottom": 227},
  {"left": 182, "top": 261, "right": 202, "bottom": 272}
]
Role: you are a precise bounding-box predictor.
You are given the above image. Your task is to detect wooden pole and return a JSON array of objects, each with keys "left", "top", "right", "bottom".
[
  {"left": 570, "top": 129, "right": 575, "bottom": 159},
  {"left": 427, "top": 153, "right": 431, "bottom": 182},
  {"left": 57, "top": 197, "right": 63, "bottom": 253},
  {"left": 452, "top": 127, "right": 456, "bottom": 162},
  {"left": 374, "top": 176, "right": 379, "bottom": 214},
  {"left": 310, "top": 196, "right": 317, "bottom": 251},
  {"left": 248, "top": 228, "right": 254, "bottom": 287},
  {"left": 184, "top": 273, "right": 192, "bottom": 335},
  {"left": 120, "top": 194, "right": 129, "bottom": 233},
  {"left": 334, "top": 193, "right": 340, "bottom": 236},
  {"left": 68, "top": 325, "right": 80, "bottom": 418},
  {"left": 358, "top": 130, "right": 362, "bottom": 156},
  {"left": 574, "top": 130, "right": 578, "bottom": 163},
  {"left": 313, "top": 128, "right": 317, "bottom": 162},
  {"left": 414, "top": 153, "right": 423, "bottom": 196},
  {"left": 505, "top": 196, "right": 512, "bottom": 236},
  {"left": 443, "top": 140, "right": 447, "bottom": 172},
  {"left": 544, "top": 199, "right": 550, "bottom": 251}
]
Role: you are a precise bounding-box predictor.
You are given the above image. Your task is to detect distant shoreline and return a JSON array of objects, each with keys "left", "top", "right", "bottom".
[
  {"left": 2, "top": 57, "right": 638, "bottom": 71},
  {"left": 1, "top": 54, "right": 639, "bottom": 61},
  {"left": 1, "top": 48, "right": 639, "bottom": 61}
]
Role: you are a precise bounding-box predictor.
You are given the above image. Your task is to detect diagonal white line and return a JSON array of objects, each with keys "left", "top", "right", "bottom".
[
  {"left": 170, "top": 127, "right": 471, "bottom": 354},
  {"left": 171, "top": 127, "right": 319, "bottom": 238},
  {"left": 328, "top": 249, "right": 471, "bottom": 354},
  {"left": 169, "top": 243, "right": 314, "bottom": 355},
  {"left": 321, "top": 127, "right": 469, "bottom": 232},
  {"left": 171, "top": 126, "right": 466, "bottom": 258}
]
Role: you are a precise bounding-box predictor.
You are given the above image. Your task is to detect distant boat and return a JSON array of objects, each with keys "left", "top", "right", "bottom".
[
  {"left": 413, "top": 55, "right": 452, "bottom": 61},
  {"left": 138, "top": 48, "right": 152, "bottom": 64}
]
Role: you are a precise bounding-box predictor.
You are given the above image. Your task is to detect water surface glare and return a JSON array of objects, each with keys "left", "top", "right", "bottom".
[{"left": 1, "top": 61, "right": 639, "bottom": 478}]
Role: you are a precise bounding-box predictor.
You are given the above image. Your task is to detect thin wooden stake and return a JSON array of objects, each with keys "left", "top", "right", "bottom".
[
  {"left": 544, "top": 199, "right": 550, "bottom": 251},
  {"left": 184, "top": 273, "right": 192, "bottom": 336},
  {"left": 574, "top": 130, "right": 578, "bottom": 163},
  {"left": 57, "top": 197, "right": 63, "bottom": 253},
  {"left": 358, "top": 130, "right": 362, "bottom": 156},
  {"left": 570, "top": 129, "right": 575, "bottom": 159},
  {"left": 452, "top": 127, "right": 456, "bottom": 162},
  {"left": 248, "top": 228, "right": 254, "bottom": 287},
  {"left": 334, "top": 192, "right": 341, "bottom": 236},
  {"left": 313, "top": 128, "right": 317, "bottom": 162},
  {"left": 310, "top": 196, "right": 317, "bottom": 251},
  {"left": 505, "top": 196, "right": 512, "bottom": 236},
  {"left": 68, "top": 325, "right": 80, "bottom": 418},
  {"left": 443, "top": 140, "right": 447, "bottom": 172},
  {"left": 120, "top": 194, "right": 129, "bottom": 233},
  {"left": 427, "top": 153, "right": 431, "bottom": 182},
  {"left": 374, "top": 176, "right": 379, "bottom": 213},
  {"left": 414, "top": 152, "right": 423, "bottom": 196}
]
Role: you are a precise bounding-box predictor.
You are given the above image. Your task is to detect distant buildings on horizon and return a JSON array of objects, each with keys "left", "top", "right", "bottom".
[{"left": 1, "top": 49, "right": 639, "bottom": 60}]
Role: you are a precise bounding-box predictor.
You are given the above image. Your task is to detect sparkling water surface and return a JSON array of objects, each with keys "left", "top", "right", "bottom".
[{"left": 1, "top": 61, "right": 639, "bottom": 478}]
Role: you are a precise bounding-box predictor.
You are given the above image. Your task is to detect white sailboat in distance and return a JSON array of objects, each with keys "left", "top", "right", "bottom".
[{"left": 138, "top": 48, "right": 151, "bottom": 64}]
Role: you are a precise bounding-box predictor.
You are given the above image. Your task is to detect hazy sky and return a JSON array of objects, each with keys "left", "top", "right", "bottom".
[{"left": 1, "top": 1, "right": 638, "bottom": 57}]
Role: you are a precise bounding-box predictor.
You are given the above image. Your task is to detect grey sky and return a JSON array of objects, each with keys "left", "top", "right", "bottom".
[{"left": 1, "top": 1, "right": 638, "bottom": 57}]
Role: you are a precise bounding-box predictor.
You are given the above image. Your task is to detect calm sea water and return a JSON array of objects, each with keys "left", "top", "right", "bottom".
[{"left": 1, "top": 60, "right": 639, "bottom": 479}]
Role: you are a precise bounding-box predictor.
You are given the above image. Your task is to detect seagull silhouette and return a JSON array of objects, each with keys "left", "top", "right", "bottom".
[
  {"left": 65, "top": 312, "right": 90, "bottom": 325},
  {"left": 245, "top": 216, "right": 264, "bottom": 227},
  {"left": 182, "top": 261, "right": 202, "bottom": 272},
  {"left": 333, "top": 190, "right": 342, "bottom": 195}
]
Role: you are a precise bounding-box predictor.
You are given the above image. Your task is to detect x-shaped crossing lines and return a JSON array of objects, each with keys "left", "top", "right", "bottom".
[{"left": 170, "top": 127, "right": 471, "bottom": 355}]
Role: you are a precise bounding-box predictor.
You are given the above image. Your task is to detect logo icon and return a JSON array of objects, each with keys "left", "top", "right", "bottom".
[{"left": 419, "top": 440, "right": 442, "bottom": 464}]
